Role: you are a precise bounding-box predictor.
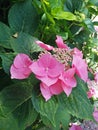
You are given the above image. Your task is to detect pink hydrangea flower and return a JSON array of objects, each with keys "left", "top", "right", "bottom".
[
  {"left": 95, "top": 72, "right": 98, "bottom": 84},
  {"left": 72, "top": 55, "right": 88, "bottom": 82},
  {"left": 40, "top": 80, "right": 63, "bottom": 101},
  {"left": 69, "top": 124, "right": 83, "bottom": 130},
  {"left": 10, "top": 53, "right": 32, "bottom": 79},
  {"left": 29, "top": 53, "right": 64, "bottom": 86},
  {"left": 93, "top": 107, "right": 98, "bottom": 122},
  {"left": 87, "top": 88, "right": 95, "bottom": 98},
  {"left": 59, "top": 68, "right": 77, "bottom": 96},
  {"left": 55, "top": 35, "right": 69, "bottom": 50},
  {"left": 36, "top": 40, "right": 54, "bottom": 50},
  {"left": 87, "top": 79, "right": 98, "bottom": 99}
]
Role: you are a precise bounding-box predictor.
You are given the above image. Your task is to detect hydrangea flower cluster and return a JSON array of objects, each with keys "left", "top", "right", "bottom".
[{"left": 10, "top": 35, "right": 98, "bottom": 102}]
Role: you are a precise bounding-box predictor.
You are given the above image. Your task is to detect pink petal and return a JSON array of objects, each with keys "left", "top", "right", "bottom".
[
  {"left": 50, "top": 80, "right": 63, "bottom": 95},
  {"left": 72, "top": 55, "right": 88, "bottom": 82},
  {"left": 40, "top": 82, "right": 52, "bottom": 101},
  {"left": 38, "top": 53, "right": 56, "bottom": 68},
  {"left": 59, "top": 68, "right": 77, "bottom": 88},
  {"left": 59, "top": 68, "right": 77, "bottom": 96},
  {"left": 61, "top": 82, "right": 72, "bottom": 96},
  {"left": 29, "top": 62, "right": 46, "bottom": 77},
  {"left": 55, "top": 35, "right": 69, "bottom": 50},
  {"left": 69, "top": 124, "right": 83, "bottom": 130},
  {"left": 10, "top": 64, "right": 31, "bottom": 79},
  {"left": 73, "top": 48, "right": 83, "bottom": 58},
  {"left": 93, "top": 108, "right": 98, "bottom": 122},
  {"left": 38, "top": 54, "right": 64, "bottom": 78},
  {"left": 48, "top": 62, "right": 64, "bottom": 78},
  {"left": 10, "top": 53, "right": 32, "bottom": 79},
  {"left": 36, "top": 40, "right": 54, "bottom": 50},
  {"left": 36, "top": 75, "right": 58, "bottom": 86},
  {"left": 13, "top": 53, "right": 32, "bottom": 68}
]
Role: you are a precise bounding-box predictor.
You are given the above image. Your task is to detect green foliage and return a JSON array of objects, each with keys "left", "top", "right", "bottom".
[
  {"left": 32, "top": 91, "right": 58, "bottom": 127},
  {"left": 0, "top": 0, "right": 98, "bottom": 129},
  {"left": 0, "top": 82, "right": 33, "bottom": 117},
  {"left": 8, "top": 0, "right": 40, "bottom": 35},
  {"left": 11, "top": 32, "right": 42, "bottom": 56},
  {"left": 13, "top": 99, "right": 38, "bottom": 130}
]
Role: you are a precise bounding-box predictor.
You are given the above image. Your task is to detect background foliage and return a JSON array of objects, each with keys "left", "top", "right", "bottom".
[{"left": 0, "top": 0, "right": 98, "bottom": 130}]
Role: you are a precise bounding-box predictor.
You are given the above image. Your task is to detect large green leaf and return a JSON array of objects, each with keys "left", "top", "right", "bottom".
[
  {"left": 58, "top": 77, "right": 94, "bottom": 120},
  {"left": 0, "top": 82, "right": 33, "bottom": 117},
  {"left": 53, "top": 105, "right": 70, "bottom": 130},
  {"left": 11, "top": 32, "right": 42, "bottom": 55},
  {"left": 13, "top": 99, "right": 38, "bottom": 130},
  {"left": 0, "top": 22, "right": 12, "bottom": 49},
  {"left": 8, "top": 0, "right": 39, "bottom": 35},
  {"left": 41, "top": 105, "right": 70, "bottom": 130},
  {"left": 32, "top": 91, "right": 58, "bottom": 127},
  {"left": 0, "top": 113, "right": 19, "bottom": 130},
  {"left": 0, "top": 53, "right": 15, "bottom": 74}
]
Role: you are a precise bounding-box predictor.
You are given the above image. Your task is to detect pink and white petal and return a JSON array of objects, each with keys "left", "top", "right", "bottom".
[
  {"left": 36, "top": 40, "right": 54, "bottom": 50},
  {"left": 29, "top": 62, "right": 46, "bottom": 77},
  {"left": 36, "top": 75, "right": 58, "bottom": 86},
  {"left": 50, "top": 80, "right": 63, "bottom": 95},
  {"left": 40, "top": 82, "right": 52, "bottom": 101},
  {"left": 55, "top": 35, "right": 69, "bottom": 49}
]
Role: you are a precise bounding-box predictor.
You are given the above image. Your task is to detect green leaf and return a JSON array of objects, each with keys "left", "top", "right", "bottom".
[
  {"left": 32, "top": 91, "right": 58, "bottom": 127},
  {"left": 51, "top": 9, "right": 77, "bottom": 21},
  {"left": 0, "top": 53, "right": 15, "bottom": 74},
  {"left": 0, "top": 22, "right": 12, "bottom": 49},
  {"left": 73, "top": 30, "right": 90, "bottom": 46},
  {"left": 84, "top": 18, "right": 96, "bottom": 33},
  {"left": 58, "top": 77, "right": 94, "bottom": 120},
  {"left": 0, "top": 82, "right": 33, "bottom": 117},
  {"left": 11, "top": 32, "right": 42, "bottom": 55},
  {"left": 13, "top": 99, "right": 38, "bottom": 130},
  {"left": 0, "top": 113, "right": 19, "bottom": 130},
  {"left": 64, "top": 0, "right": 83, "bottom": 12},
  {"left": 89, "top": 0, "right": 98, "bottom": 6},
  {"left": 8, "top": 0, "right": 39, "bottom": 34}
]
